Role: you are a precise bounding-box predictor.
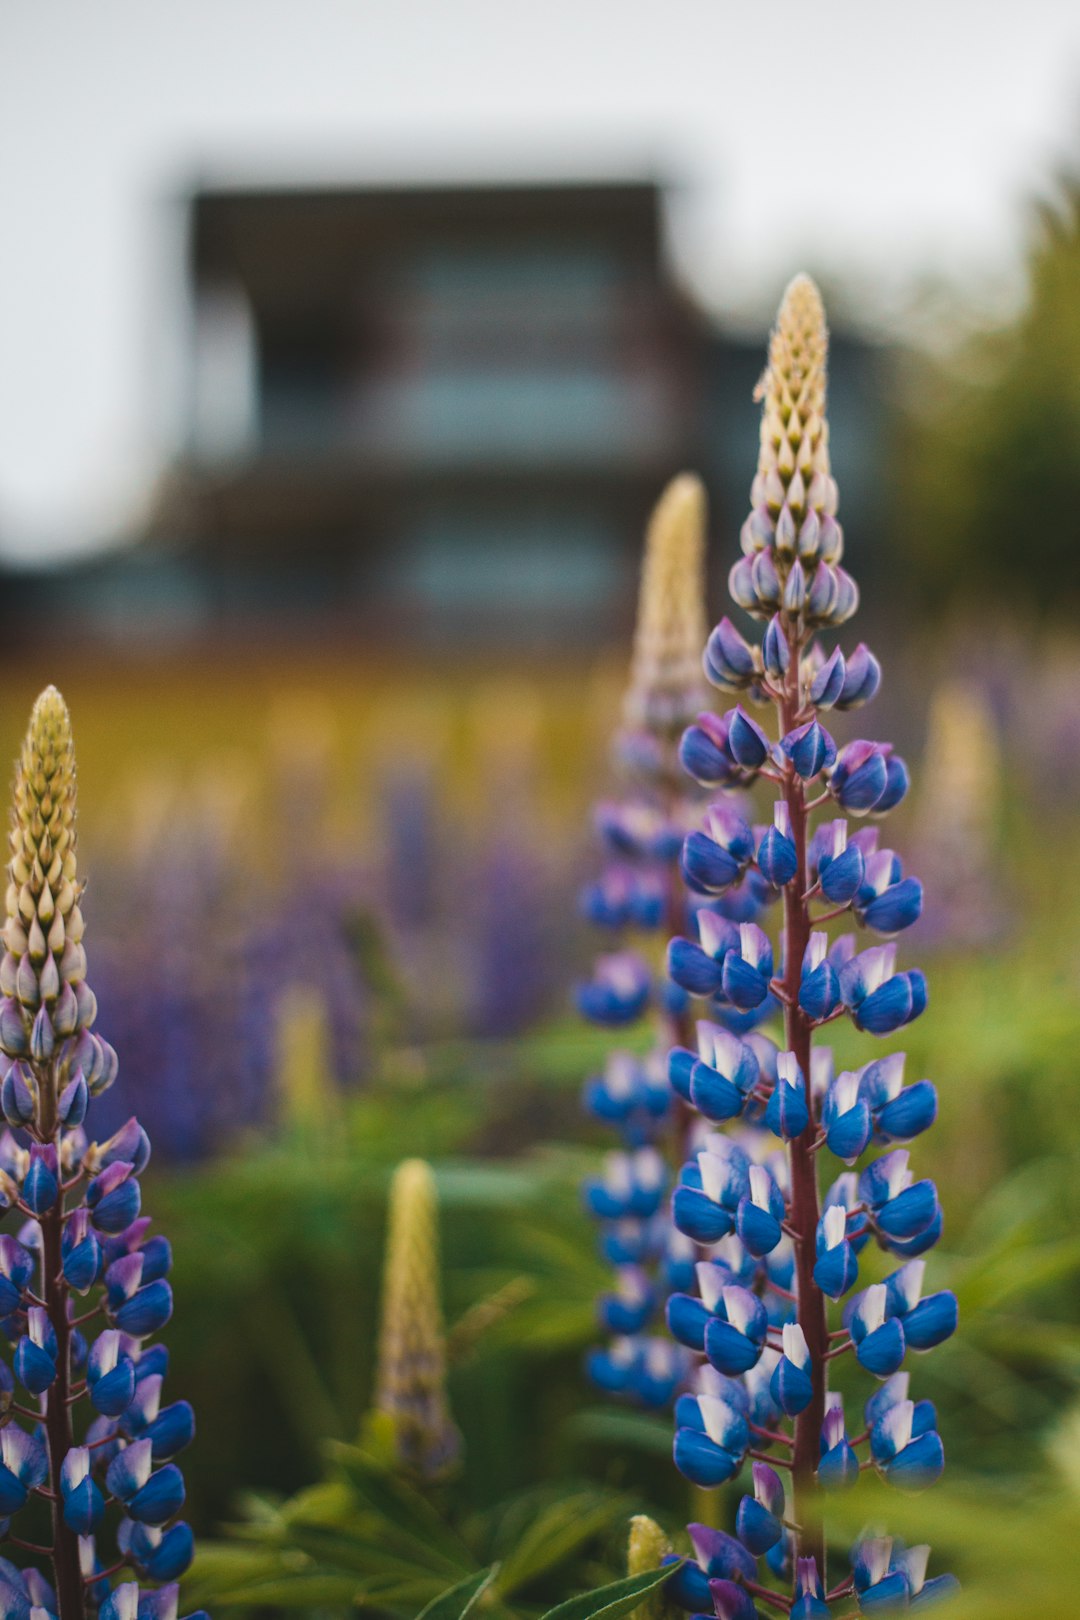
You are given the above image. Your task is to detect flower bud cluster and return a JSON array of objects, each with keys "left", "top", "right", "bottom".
[
  {"left": 656, "top": 283, "right": 957, "bottom": 1616},
  {"left": 0, "top": 690, "right": 205, "bottom": 1620},
  {"left": 728, "top": 277, "right": 858, "bottom": 634}
]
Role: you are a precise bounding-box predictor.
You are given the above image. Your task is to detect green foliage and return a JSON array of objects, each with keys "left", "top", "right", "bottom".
[
  {"left": 187, "top": 1437, "right": 641, "bottom": 1618},
  {"left": 826, "top": 1470, "right": 1080, "bottom": 1619},
  {"left": 897, "top": 173, "right": 1080, "bottom": 610},
  {"left": 416, "top": 1568, "right": 499, "bottom": 1620},
  {"left": 533, "top": 1564, "right": 681, "bottom": 1620}
]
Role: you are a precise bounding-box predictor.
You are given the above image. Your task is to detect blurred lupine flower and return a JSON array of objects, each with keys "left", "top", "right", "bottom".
[
  {"left": 911, "top": 677, "right": 1005, "bottom": 947},
  {"left": 273, "top": 983, "right": 342, "bottom": 1139},
  {"left": 88, "top": 765, "right": 370, "bottom": 1163},
  {"left": 655, "top": 279, "right": 957, "bottom": 1613},
  {"left": 0, "top": 688, "right": 203, "bottom": 1620},
  {"left": 578, "top": 477, "right": 717, "bottom": 1408},
  {"left": 621, "top": 474, "right": 710, "bottom": 740},
  {"left": 370, "top": 1159, "right": 460, "bottom": 1481}
]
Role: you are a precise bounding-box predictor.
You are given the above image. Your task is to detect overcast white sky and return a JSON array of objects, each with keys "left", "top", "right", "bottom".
[{"left": 2, "top": 0, "right": 1080, "bottom": 559}]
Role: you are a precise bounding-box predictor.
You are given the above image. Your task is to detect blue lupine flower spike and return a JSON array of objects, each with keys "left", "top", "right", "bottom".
[
  {"left": 579, "top": 478, "right": 709, "bottom": 1409},
  {"left": 0, "top": 689, "right": 201, "bottom": 1620},
  {"left": 656, "top": 277, "right": 955, "bottom": 1614}
]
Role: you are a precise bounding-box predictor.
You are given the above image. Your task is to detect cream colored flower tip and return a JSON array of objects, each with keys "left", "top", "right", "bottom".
[
  {"left": 391, "top": 1156, "right": 437, "bottom": 1208},
  {"left": 22, "top": 685, "right": 74, "bottom": 773},
  {"left": 647, "top": 470, "right": 707, "bottom": 563},
  {"left": 631, "top": 471, "right": 707, "bottom": 670},
  {"left": 757, "top": 273, "right": 829, "bottom": 412},
  {"left": 12, "top": 685, "right": 78, "bottom": 876},
  {"left": 627, "top": 1512, "right": 672, "bottom": 1574}
]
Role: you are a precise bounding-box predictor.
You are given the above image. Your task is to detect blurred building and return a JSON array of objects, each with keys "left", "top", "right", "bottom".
[{"left": 2, "top": 178, "right": 889, "bottom": 653}]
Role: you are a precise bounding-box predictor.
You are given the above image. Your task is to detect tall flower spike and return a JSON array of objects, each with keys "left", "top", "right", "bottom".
[
  {"left": 371, "top": 1158, "right": 460, "bottom": 1481},
  {"left": 664, "top": 279, "right": 956, "bottom": 1614},
  {"left": 0, "top": 689, "right": 201, "bottom": 1620},
  {"left": 580, "top": 475, "right": 719, "bottom": 1413},
  {"left": 623, "top": 473, "right": 710, "bottom": 738}
]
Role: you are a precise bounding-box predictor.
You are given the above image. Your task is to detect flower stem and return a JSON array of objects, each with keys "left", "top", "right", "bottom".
[
  {"left": 37, "top": 1083, "right": 85, "bottom": 1620},
  {"left": 779, "top": 622, "right": 828, "bottom": 1582}
]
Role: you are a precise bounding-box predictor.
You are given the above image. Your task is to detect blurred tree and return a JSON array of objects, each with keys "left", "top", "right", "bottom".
[{"left": 898, "top": 172, "right": 1080, "bottom": 610}]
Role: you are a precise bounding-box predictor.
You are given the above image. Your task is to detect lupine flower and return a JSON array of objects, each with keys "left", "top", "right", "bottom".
[
  {"left": 577, "top": 952, "right": 652, "bottom": 1026},
  {"left": 621, "top": 474, "right": 709, "bottom": 738},
  {"left": 653, "top": 279, "right": 956, "bottom": 1613},
  {"left": 0, "top": 688, "right": 200, "bottom": 1620},
  {"left": 817, "top": 1394, "right": 858, "bottom": 1489},
  {"left": 273, "top": 983, "right": 342, "bottom": 1138},
  {"left": 813, "top": 1204, "right": 859, "bottom": 1300},
  {"left": 579, "top": 477, "right": 712, "bottom": 1407},
  {"left": 911, "top": 677, "right": 1004, "bottom": 947},
  {"left": 370, "top": 1159, "right": 460, "bottom": 1481}
]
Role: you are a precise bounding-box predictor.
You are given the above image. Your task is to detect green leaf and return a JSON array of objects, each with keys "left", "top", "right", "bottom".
[
  {"left": 566, "top": 1407, "right": 674, "bottom": 1457},
  {"left": 956, "top": 1233, "right": 1080, "bottom": 1315},
  {"left": 494, "top": 1491, "right": 633, "bottom": 1597},
  {"left": 415, "top": 1565, "right": 499, "bottom": 1620},
  {"left": 534, "top": 1561, "right": 682, "bottom": 1620},
  {"left": 199, "top": 1572, "right": 375, "bottom": 1608}
]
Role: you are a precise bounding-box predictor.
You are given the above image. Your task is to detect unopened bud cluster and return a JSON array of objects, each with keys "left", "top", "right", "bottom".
[
  {"left": 372, "top": 1158, "right": 460, "bottom": 1481},
  {"left": 729, "top": 278, "right": 858, "bottom": 633}
]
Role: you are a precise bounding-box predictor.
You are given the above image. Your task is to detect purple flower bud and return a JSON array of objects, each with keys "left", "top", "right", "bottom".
[
  {"left": 709, "top": 1579, "right": 757, "bottom": 1620},
  {"left": 728, "top": 707, "right": 772, "bottom": 770},
  {"left": 704, "top": 617, "right": 757, "bottom": 689},
  {"left": 829, "top": 567, "right": 860, "bottom": 624},
  {"left": 1, "top": 1062, "right": 36, "bottom": 1128},
  {"left": 810, "top": 643, "right": 846, "bottom": 707},
  {"left": 0, "top": 999, "right": 27, "bottom": 1058},
  {"left": 750, "top": 549, "right": 781, "bottom": 614},
  {"left": 830, "top": 739, "right": 890, "bottom": 814},
  {"left": 782, "top": 719, "right": 837, "bottom": 779},
  {"left": 806, "top": 560, "right": 839, "bottom": 622},
  {"left": 29, "top": 1004, "right": 54, "bottom": 1062},
  {"left": 52, "top": 980, "right": 79, "bottom": 1037},
  {"left": 836, "top": 642, "right": 882, "bottom": 708},
  {"left": 783, "top": 560, "right": 807, "bottom": 613},
  {"left": 58, "top": 1072, "right": 88, "bottom": 1127},
  {"left": 762, "top": 614, "right": 790, "bottom": 682},
  {"left": 23, "top": 1144, "right": 59, "bottom": 1214},
  {"left": 728, "top": 556, "right": 758, "bottom": 613}
]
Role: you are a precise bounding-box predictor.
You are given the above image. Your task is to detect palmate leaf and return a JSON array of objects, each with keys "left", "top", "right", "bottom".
[
  {"left": 415, "top": 1566, "right": 500, "bottom": 1620},
  {"left": 494, "top": 1491, "right": 637, "bottom": 1598},
  {"left": 534, "top": 1562, "right": 683, "bottom": 1620}
]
